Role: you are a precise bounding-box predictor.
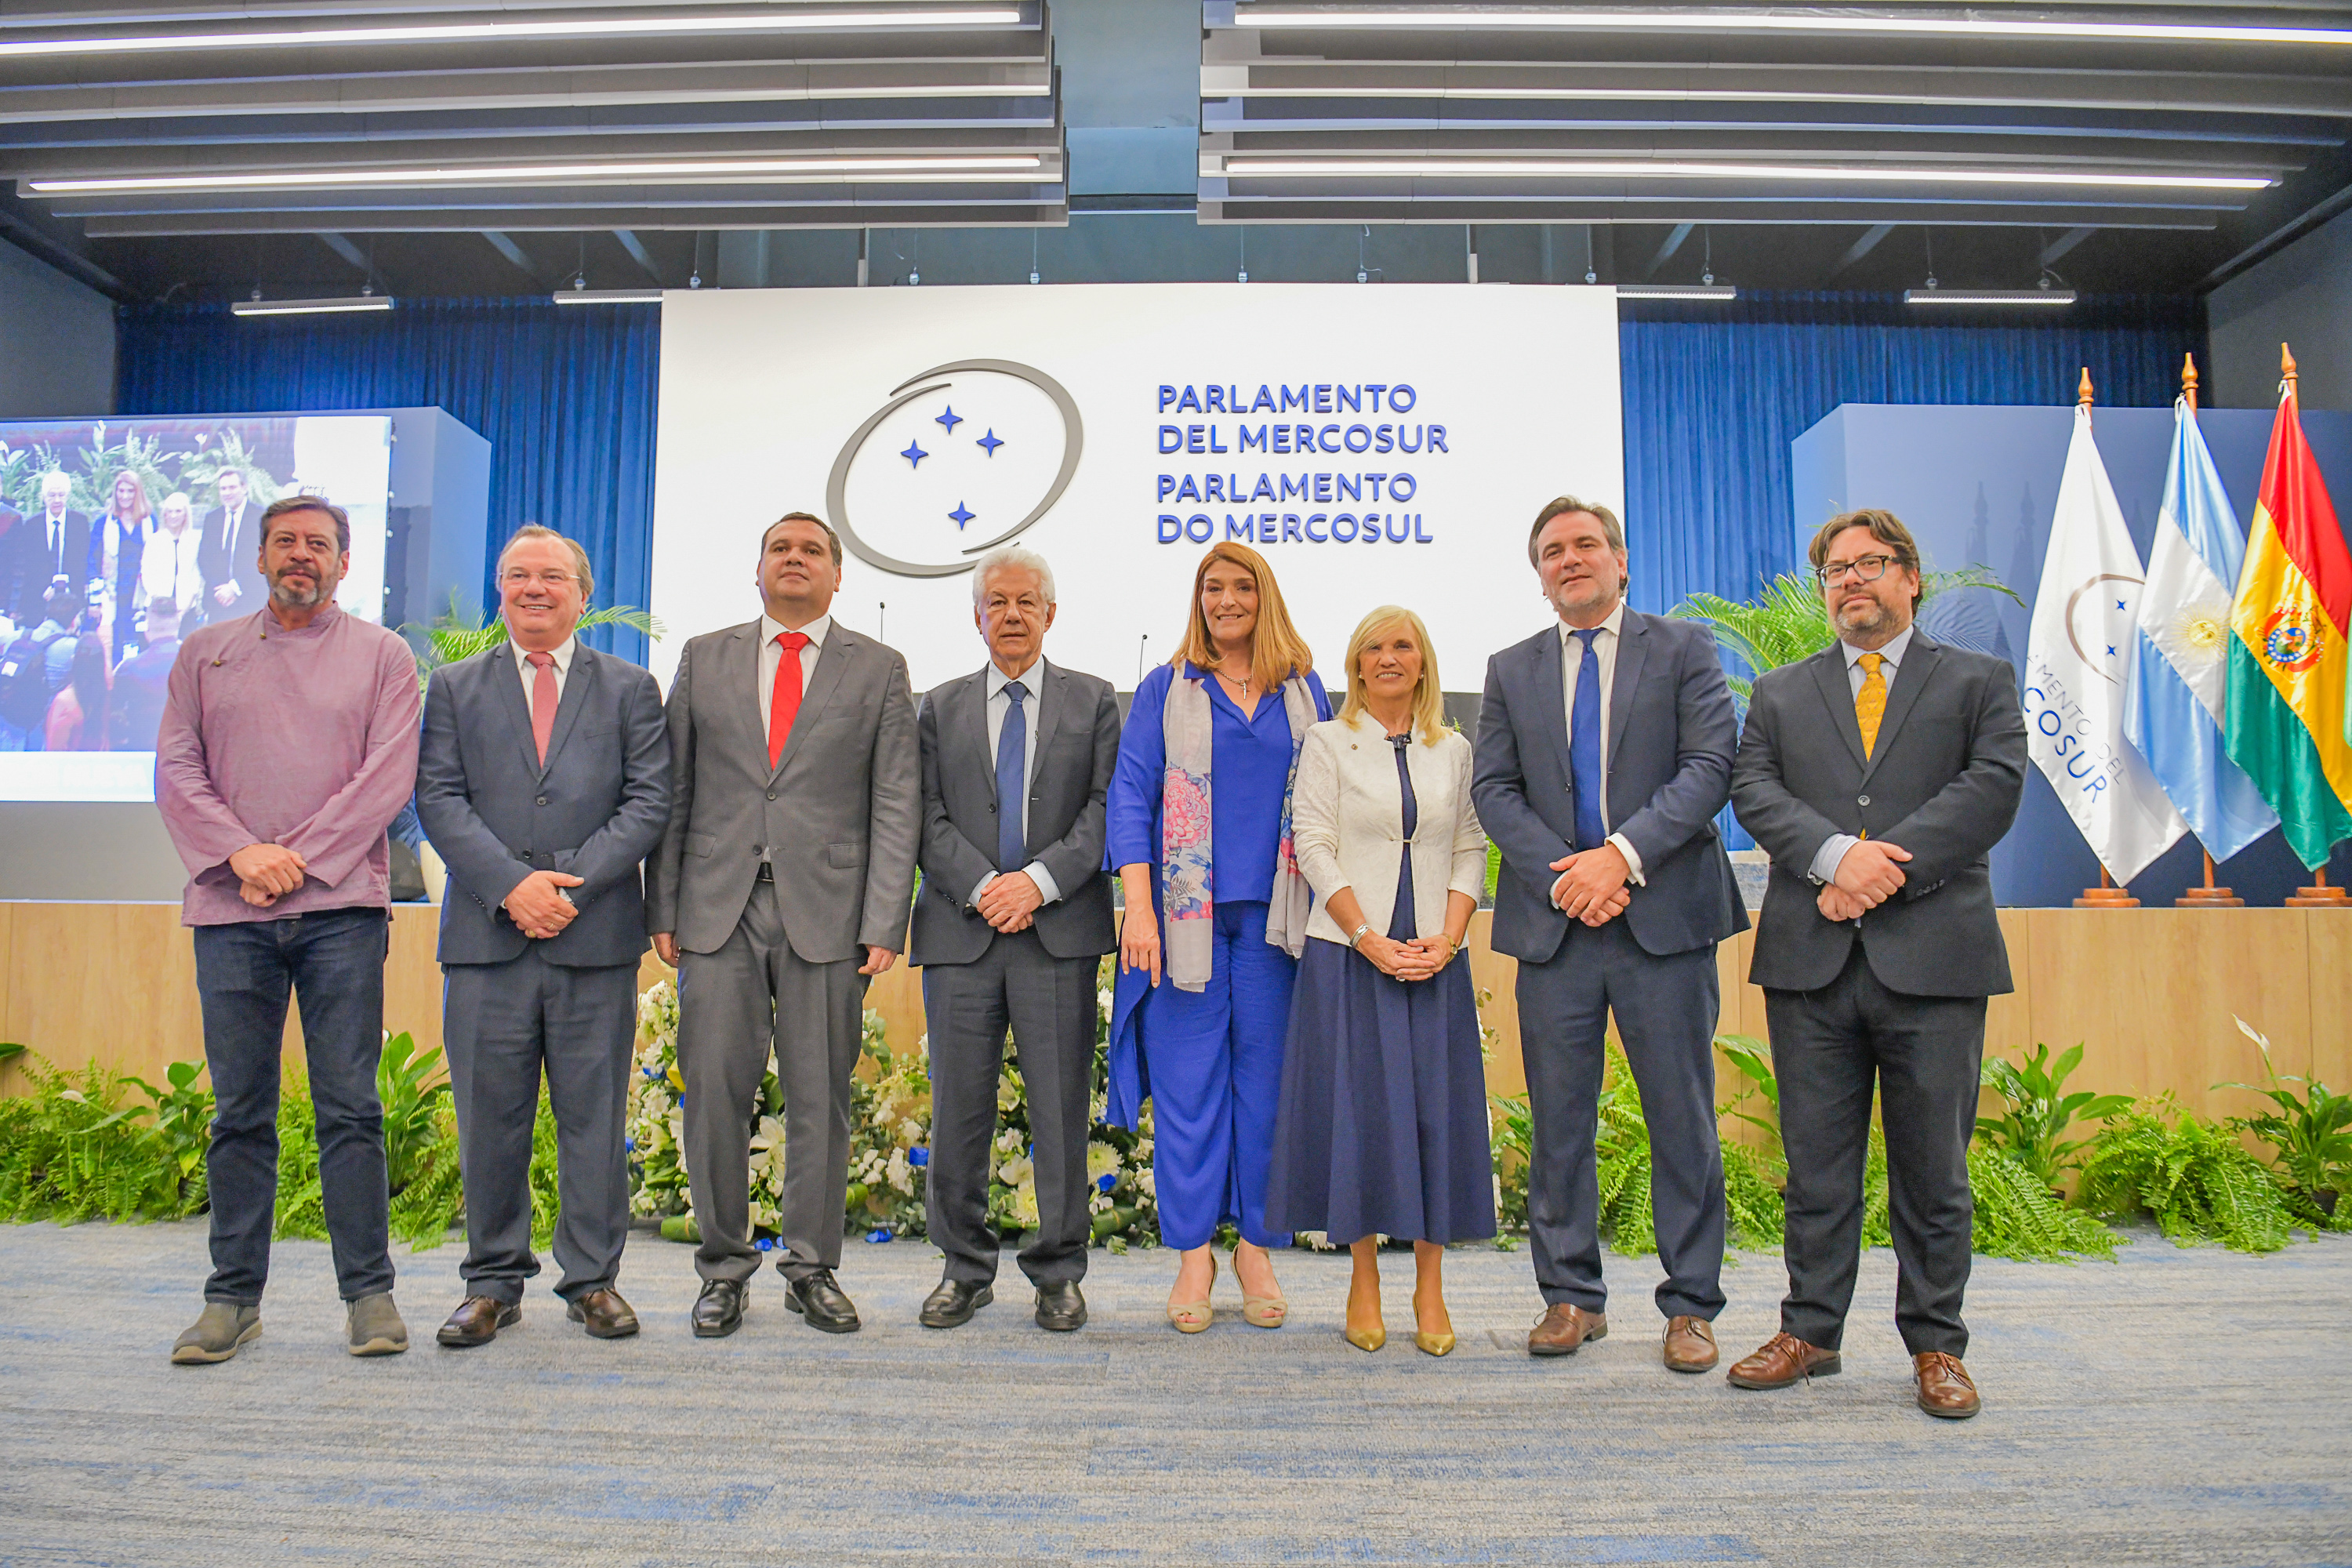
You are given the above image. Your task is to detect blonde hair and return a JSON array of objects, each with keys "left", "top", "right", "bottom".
[
  {"left": 1168, "top": 541, "right": 1315, "bottom": 692},
  {"left": 1338, "top": 604, "right": 1446, "bottom": 745}
]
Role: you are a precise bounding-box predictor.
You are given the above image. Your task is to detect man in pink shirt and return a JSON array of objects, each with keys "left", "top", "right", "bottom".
[{"left": 154, "top": 495, "right": 423, "bottom": 1364}]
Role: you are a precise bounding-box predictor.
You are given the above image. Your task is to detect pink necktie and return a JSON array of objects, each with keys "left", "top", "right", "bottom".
[{"left": 526, "top": 651, "right": 557, "bottom": 764}]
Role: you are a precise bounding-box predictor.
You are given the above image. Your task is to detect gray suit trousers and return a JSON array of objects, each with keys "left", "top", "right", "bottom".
[
  {"left": 443, "top": 948, "right": 637, "bottom": 1303},
  {"left": 677, "top": 878, "right": 867, "bottom": 1284},
  {"left": 1516, "top": 916, "right": 1727, "bottom": 1322},
  {"left": 1766, "top": 944, "right": 1985, "bottom": 1358},
  {"left": 921, "top": 930, "right": 1098, "bottom": 1288}
]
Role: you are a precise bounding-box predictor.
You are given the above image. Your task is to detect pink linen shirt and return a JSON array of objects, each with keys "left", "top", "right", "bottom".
[{"left": 154, "top": 601, "right": 423, "bottom": 926}]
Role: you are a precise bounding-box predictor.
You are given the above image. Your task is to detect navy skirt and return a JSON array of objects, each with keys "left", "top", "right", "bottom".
[{"left": 1264, "top": 936, "right": 1497, "bottom": 1246}]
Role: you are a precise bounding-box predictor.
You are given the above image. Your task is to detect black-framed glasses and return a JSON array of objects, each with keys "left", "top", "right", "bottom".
[{"left": 1816, "top": 554, "right": 1899, "bottom": 587}]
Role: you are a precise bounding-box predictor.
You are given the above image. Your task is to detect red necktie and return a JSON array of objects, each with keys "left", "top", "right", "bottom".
[
  {"left": 768, "top": 631, "right": 811, "bottom": 769},
  {"left": 526, "top": 651, "right": 558, "bottom": 765}
]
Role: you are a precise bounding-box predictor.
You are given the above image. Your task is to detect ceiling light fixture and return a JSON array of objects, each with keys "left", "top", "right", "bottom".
[
  {"left": 230, "top": 295, "right": 394, "bottom": 316},
  {"left": 1616, "top": 284, "right": 1737, "bottom": 300},
  {"left": 1903, "top": 288, "right": 2077, "bottom": 305},
  {"left": 0, "top": 8, "right": 1024, "bottom": 60},
  {"left": 553, "top": 289, "right": 663, "bottom": 305},
  {"left": 1218, "top": 158, "right": 2270, "bottom": 191},
  {"left": 30, "top": 154, "right": 1045, "bottom": 195},
  {"left": 1232, "top": 7, "right": 2352, "bottom": 47}
]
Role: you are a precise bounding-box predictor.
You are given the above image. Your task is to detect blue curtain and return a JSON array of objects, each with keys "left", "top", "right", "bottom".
[
  {"left": 114, "top": 298, "right": 660, "bottom": 662},
  {"left": 1618, "top": 290, "right": 2207, "bottom": 616}
]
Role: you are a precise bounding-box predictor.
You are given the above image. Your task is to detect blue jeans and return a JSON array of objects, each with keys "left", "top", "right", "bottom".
[{"left": 192, "top": 907, "right": 394, "bottom": 1305}]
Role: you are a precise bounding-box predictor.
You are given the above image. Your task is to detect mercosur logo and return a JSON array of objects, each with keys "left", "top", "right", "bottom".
[{"left": 825, "top": 359, "right": 1083, "bottom": 579}]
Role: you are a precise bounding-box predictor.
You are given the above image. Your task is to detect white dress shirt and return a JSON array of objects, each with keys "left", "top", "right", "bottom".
[
  {"left": 42, "top": 508, "right": 71, "bottom": 579},
  {"left": 140, "top": 523, "right": 204, "bottom": 615},
  {"left": 1553, "top": 600, "right": 1649, "bottom": 896},
  {"left": 971, "top": 655, "right": 1062, "bottom": 908},
  {"left": 513, "top": 633, "right": 576, "bottom": 705},
  {"left": 1809, "top": 623, "right": 1916, "bottom": 885},
  {"left": 757, "top": 611, "right": 830, "bottom": 746}
]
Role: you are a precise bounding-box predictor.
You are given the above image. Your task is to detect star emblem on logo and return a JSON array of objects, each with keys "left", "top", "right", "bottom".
[
  {"left": 935, "top": 405, "right": 964, "bottom": 434},
  {"left": 977, "top": 429, "right": 1004, "bottom": 457},
  {"left": 900, "top": 439, "right": 928, "bottom": 468},
  {"left": 949, "top": 501, "right": 975, "bottom": 530}
]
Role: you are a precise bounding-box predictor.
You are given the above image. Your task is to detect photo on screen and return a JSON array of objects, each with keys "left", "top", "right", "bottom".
[{"left": 0, "top": 414, "right": 393, "bottom": 801}]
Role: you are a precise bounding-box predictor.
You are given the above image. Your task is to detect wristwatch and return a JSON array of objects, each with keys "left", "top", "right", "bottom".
[{"left": 1348, "top": 924, "right": 1374, "bottom": 949}]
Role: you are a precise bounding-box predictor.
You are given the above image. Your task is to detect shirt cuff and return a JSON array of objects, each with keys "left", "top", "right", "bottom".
[
  {"left": 1810, "top": 833, "right": 1861, "bottom": 887},
  {"left": 970, "top": 871, "right": 996, "bottom": 909},
  {"left": 1024, "top": 861, "right": 1062, "bottom": 906},
  {"left": 1606, "top": 832, "right": 1646, "bottom": 887}
]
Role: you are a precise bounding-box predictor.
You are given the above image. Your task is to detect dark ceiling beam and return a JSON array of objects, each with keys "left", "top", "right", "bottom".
[
  {"left": 2039, "top": 226, "right": 2097, "bottom": 267},
  {"left": 1829, "top": 222, "right": 1895, "bottom": 275},
  {"left": 480, "top": 228, "right": 553, "bottom": 284},
  {"left": 1641, "top": 220, "right": 1693, "bottom": 278},
  {"left": 612, "top": 228, "right": 662, "bottom": 281}
]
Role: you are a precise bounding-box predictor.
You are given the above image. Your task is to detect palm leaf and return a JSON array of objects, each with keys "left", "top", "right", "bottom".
[{"left": 402, "top": 589, "right": 662, "bottom": 691}]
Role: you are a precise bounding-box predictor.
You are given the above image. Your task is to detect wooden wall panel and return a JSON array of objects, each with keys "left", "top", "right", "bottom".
[{"left": 2299, "top": 913, "right": 2352, "bottom": 1094}]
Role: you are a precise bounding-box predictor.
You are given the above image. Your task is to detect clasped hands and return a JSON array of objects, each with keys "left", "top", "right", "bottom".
[
  {"left": 1356, "top": 928, "right": 1457, "bottom": 983},
  {"left": 975, "top": 870, "right": 1044, "bottom": 934},
  {"left": 1549, "top": 841, "right": 1634, "bottom": 927},
  {"left": 229, "top": 842, "right": 306, "bottom": 908},
  {"left": 1817, "top": 838, "right": 1912, "bottom": 922},
  {"left": 504, "top": 869, "right": 585, "bottom": 939}
]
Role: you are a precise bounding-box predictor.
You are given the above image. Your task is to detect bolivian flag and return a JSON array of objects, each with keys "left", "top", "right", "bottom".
[{"left": 2227, "top": 360, "right": 2352, "bottom": 868}]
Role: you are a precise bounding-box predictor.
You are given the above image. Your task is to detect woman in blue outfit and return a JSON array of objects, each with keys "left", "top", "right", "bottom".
[
  {"left": 1106, "top": 541, "right": 1330, "bottom": 1332},
  {"left": 1265, "top": 607, "right": 1493, "bottom": 1356}
]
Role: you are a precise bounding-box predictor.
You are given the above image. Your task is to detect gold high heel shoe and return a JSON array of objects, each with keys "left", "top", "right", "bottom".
[
  {"left": 1345, "top": 1316, "right": 1386, "bottom": 1352},
  {"left": 1167, "top": 1251, "right": 1215, "bottom": 1334},
  {"left": 1414, "top": 1294, "right": 1455, "bottom": 1356}
]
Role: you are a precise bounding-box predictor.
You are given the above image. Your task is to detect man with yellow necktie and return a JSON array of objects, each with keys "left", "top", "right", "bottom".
[{"left": 1726, "top": 509, "right": 2026, "bottom": 1420}]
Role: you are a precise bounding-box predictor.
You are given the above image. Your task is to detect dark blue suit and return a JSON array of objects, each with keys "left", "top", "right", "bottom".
[
  {"left": 1473, "top": 611, "right": 1747, "bottom": 1322},
  {"left": 416, "top": 640, "right": 670, "bottom": 1304}
]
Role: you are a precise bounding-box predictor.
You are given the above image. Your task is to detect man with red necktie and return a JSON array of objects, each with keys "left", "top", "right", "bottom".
[
  {"left": 415, "top": 524, "right": 672, "bottom": 1347},
  {"left": 647, "top": 511, "right": 920, "bottom": 1338}
]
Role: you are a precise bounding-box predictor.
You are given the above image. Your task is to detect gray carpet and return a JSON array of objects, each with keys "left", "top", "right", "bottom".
[{"left": 1, "top": 1220, "right": 2348, "bottom": 1566}]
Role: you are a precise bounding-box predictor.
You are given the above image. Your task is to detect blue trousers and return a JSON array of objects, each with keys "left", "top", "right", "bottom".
[{"left": 1140, "top": 900, "right": 1296, "bottom": 1250}]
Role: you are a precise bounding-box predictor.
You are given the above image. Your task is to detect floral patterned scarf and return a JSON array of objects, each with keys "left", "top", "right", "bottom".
[{"left": 1160, "top": 666, "right": 1318, "bottom": 993}]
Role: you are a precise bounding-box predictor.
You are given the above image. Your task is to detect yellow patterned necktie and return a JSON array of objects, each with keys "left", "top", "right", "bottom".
[{"left": 1855, "top": 652, "right": 1888, "bottom": 760}]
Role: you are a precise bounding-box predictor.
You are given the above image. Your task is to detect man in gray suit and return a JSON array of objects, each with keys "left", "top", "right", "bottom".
[
  {"left": 415, "top": 525, "right": 671, "bottom": 1346},
  {"left": 1472, "top": 495, "right": 1748, "bottom": 1374},
  {"left": 647, "top": 511, "right": 919, "bottom": 1337},
  {"left": 1726, "top": 508, "right": 2025, "bottom": 1419},
  {"left": 910, "top": 545, "right": 1120, "bottom": 1334}
]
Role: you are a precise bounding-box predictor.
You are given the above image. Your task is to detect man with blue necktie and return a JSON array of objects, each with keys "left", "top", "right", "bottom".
[
  {"left": 1472, "top": 496, "right": 1748, "bottom": 1374},
  {"left": 909, "top": 544, "right": 1120, "bottom": 1332}
]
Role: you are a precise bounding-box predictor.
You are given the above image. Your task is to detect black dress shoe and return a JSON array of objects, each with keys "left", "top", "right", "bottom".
[
  {"left": 691, "top": 1279, "right": 746, "bottom": 1338},
  {"left": 919, "top": 1279, "right": 994, "bottom": 1329},
  {"left": 435, "top": 1294, "right": 520, "bottom": 1348},
  {"left": 1034, "top": 1279, "right": 1087, "bottom": 1333},
  {"left": 782, "top": 1268, "right": 861, "bottom": 1334}
]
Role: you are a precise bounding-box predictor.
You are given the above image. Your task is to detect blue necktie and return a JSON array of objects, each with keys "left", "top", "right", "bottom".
[
  {"left": 1569, "top": 629, "right": 1606, "bottom": 853},
  {"left": 996, "top": 679, "right": 1029, "bottom": 873}
]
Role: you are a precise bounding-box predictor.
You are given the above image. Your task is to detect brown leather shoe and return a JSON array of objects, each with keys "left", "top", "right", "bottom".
[
  {"left": 1527, "top": 1303, "right": 1608, "bottom": 1357},
  {"left": 1913, "top": 1352, "right": 1981, "bottom": 1418},
  {"left": 1664, "top": 1315, "right": 1719, "bottom": 1373},
  {"left": 1726, "top": 1330, "right": 1841, "bottom": 1388},
  {"left": 435, "top": 1295, "right": 520, "bottom": 1348},
  {"left": 566, "top": 1289, "right": 641, "bottom": 1340}
]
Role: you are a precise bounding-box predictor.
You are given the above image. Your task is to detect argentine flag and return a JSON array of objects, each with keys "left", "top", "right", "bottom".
[{"left": 2126, "top": 397, "right": 2280, "bottom": 862}]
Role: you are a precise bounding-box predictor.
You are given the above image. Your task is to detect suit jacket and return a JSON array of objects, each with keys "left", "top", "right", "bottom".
[
  {"left": 909, "top": 658, "right": 1120, "bottom": 967},
  {"left": 1472, "top": 610, "right": 1748, "bottom": 964},
  {"left": 1731, "top": 632, "right": 2027, "bottom": 997},
  {"left": 644, "top": 618, "right": 920, "bottom": 964},
  {"left": 195, "top": 503, "right": 269, "bottom": 624},
  {"left": 7, "top": 509, "right": 88, "bottom": 626},
  {"left": 416, "top": 641, "right": 673, "bottom": 967}
]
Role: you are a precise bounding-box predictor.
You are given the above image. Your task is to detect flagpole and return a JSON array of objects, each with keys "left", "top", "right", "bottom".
[
  {"left": 2071, "top": 366, "right": 2143, "bottom": 909},
  {"left": 2269, "top": 343, "right": 2352, "bottom": 908},
  {"left": 2173, "top": 350, "right": 2245, "bottom": 907}
]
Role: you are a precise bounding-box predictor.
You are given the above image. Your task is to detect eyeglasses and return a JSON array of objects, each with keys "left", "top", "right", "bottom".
[
  {"left": 500, "top": 569, "right": 575, "bottom": 590},
  {"left": 1816, "top": 554, "right": 1900, "bottom": 586}
]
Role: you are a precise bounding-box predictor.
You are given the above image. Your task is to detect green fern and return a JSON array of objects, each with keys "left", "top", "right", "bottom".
[
  {"left": 1967, "top": 1145, "right": 2118, "bottom": 1261},
  {"left": 2078, "top": 1097, "right": 2296, "bottom": 1254}
]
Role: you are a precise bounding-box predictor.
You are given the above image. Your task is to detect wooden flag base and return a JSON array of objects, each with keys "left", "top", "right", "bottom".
[
  {"left": 2287, "top": 884, "right": 2351, "bottom": 906},
  {"left": 2075, "top": 868, "right": 2137, "bottom": 909},
  {"left": 2176, "top": 885, "right": 2244, "bottom": 907}
]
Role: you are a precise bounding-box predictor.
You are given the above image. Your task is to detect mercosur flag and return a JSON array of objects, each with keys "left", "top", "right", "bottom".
[
  {"left": 2125, "top": 398, "right": 2279, "bottom": 862},
  {"left": 2024, "top": 403, "right": 2189, "bottom": 884}
]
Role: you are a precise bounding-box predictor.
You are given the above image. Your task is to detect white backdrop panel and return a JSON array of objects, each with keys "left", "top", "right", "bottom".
[{"left": 651, "top": 283, "right": 1623, "bottom": 691}]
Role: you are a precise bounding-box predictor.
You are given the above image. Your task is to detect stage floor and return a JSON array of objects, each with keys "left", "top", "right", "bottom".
[{"left": 2, "top": 1221, "right": 2347, "bottom": 1566}]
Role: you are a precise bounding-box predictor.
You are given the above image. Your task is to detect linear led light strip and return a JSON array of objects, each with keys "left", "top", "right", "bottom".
[
  {"left": 1221, "top": 158, "right": 2271, "bottom": 190},
  {"left": 30, "top": 154, "right": 1044, "bottom": 194},
  {"left": 0, "top": 7, "right": 1022, "bottom": 59},
  {"left": 1905, "top": 288, "right": 2077, "bottom": 304},
  {"left": 230, "top": 296, "right": 393, "bottom": 315},
  {"left": 1234, "top": 7, "right": 2352, "bottom": 45}
]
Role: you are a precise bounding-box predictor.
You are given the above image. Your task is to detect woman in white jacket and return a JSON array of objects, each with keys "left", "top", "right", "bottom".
[{"left": 1265, "top": 605, "right": 1493, "bottom": 1356}]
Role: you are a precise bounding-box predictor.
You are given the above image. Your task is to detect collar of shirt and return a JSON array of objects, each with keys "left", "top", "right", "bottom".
[
  {"left": 261, "top": 601, "right": 342, "bottom": 639},
  {"left": 986, "top": 655, "right": 1042, "bottom": 698},
  {"left": 514, "top": 633, "right": 575, "bottom": 677},
  {"left": 1840, "top": 622, "right": 1915, "bottom": 673},
  {"left": 760, "top": 611, "right": 830, "bottom": 651},
  {"left": 1558, "top": 597, "right": 1628, "bottom": 651}
]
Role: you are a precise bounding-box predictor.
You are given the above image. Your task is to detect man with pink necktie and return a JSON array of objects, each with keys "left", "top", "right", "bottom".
[{"left": 414, "top": 525, "right": 672, "bottom": 1348}]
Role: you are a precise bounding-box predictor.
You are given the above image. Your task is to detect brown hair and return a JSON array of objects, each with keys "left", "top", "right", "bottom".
[
  {"left": 1169, "top": 541, "right": 1315, "bottom": 693},
  {"left": 498, "top": 524, "right": 595, "bottom": 601},
  {"left": 107, "top": 471, "right": 153, "bottom": 528},
  {"left": 260, "top": 493, "right": 350, "bottom": 554},
  {"left": 761, "top": 510, "right": 843, "bottom": 568},
  {"left": 1808, "top": 508, "right": 1922, "bottom": 609},
  {"left": 1527, "top": 495, "right": 1625, "bottom": 565},
  {"left": 1338, "top": 604, "right": 1446, "bottom": 746}
]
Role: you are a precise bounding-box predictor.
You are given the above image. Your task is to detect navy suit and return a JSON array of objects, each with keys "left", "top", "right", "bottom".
[
  {"left": 416, "top": 640, "right": 671, "bottom": 1304},
  {"left": 1473, "top": 610, "right": 1747, "bottom": 1323}
]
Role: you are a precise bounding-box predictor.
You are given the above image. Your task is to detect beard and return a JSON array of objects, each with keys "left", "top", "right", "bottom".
[
  {"left": 270, "top": 568, "right": 335, "bottom": 608},
  {"left": 1834, "top": 593, "right": 1897, "bottom": 637}
]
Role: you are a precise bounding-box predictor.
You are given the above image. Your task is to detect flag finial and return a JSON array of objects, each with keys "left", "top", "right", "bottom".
[
  {"left": 2281, "top": 342, "right": 2298, "bottom": 387},
  {"left": 2078, "top": 367, "right": 2094, "bottom": 408},
  {"left": 2181, "top": 353, "right": 2198, "bottom": 410}
]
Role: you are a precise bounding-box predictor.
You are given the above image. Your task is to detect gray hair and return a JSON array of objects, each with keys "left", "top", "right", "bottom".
[
  {"left": 497, "top": 523, "right": 594, "bottom": 601},
  {"left": 971, "top": 544, "right": 1056, "bottom": 610}
]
